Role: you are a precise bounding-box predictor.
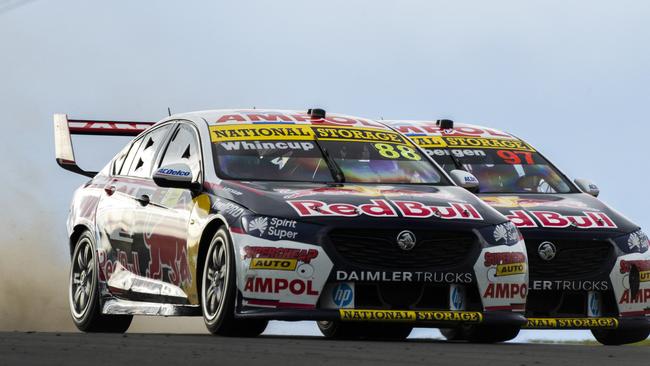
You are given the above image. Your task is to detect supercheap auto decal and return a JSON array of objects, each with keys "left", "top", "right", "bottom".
[
  {"left": 474, "top": 244, "right": 529, "bottom": 311},
  {"left": 231, "top": 231, "right": 334, "bottom": 308},
  {"left": 610, "top": 253, "right": 650, "bottom": 316}
]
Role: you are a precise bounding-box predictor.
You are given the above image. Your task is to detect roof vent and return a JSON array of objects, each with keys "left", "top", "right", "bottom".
[
  {"left": 436, "top": 119, "right": 454, "bottom": 129},
  {"left": 308, "top": 108, "right": 326, "bottom": 119}
]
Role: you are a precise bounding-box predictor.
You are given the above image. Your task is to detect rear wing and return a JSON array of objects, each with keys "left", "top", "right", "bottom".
[{"left": 54, "top": 114, "right": 156, "bottom": 177}]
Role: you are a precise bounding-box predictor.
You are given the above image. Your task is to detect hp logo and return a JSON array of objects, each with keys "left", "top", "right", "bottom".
[{"left": 332, "top": 283, "right": 353, "bottom": 307}]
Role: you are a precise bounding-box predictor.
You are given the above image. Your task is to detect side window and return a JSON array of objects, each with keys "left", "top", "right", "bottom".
[
  {"left": 128, "top": 125, "right": 173, "bottom": 178},
  {"left": 113, "top": 141, "right": 135, "bottom": 175},
  {"left": 118, "top": 138, "right": 143, "bottom": 176},
  {"left": 159, "top": 124, "right": 201, "bottom": 177}
]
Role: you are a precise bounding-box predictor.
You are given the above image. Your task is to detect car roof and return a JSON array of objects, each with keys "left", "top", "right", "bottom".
[
  {"left": 172, "top": 109, "right": 393, "bottom": 130},
  {"left": 384, "top": 120, "right": 520, "bottom": 141}
]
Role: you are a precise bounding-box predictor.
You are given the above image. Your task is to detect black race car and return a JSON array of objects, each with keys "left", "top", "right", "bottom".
[
  {"left": 387, "top": 119, "right": 650, "bottom": 345},
  {"left": 55, "top": 109, "right": 528, "bottom": 341}
]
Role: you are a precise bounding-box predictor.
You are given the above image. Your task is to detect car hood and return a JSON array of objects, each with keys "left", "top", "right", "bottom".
[
  {"left": 209, "top": 181, "right": 506, "bottom": 229},
  {"left": 479, "top": 193, "right": 638, "bottom": 235}
]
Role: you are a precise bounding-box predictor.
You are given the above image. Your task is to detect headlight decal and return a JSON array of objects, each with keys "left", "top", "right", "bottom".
[{"left": 613, "top": 229, "right": 649, "bottom": 254}]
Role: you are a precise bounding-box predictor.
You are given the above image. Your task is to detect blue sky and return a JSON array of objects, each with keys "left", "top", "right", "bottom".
[{"left": 1, "top": 1, "right": 648, "bottom": 339}]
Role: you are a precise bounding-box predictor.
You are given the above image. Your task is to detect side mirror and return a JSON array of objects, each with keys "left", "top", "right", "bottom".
[
  {"left": 153, "top": 163, "right": 200, "bottom": 190},
  {"left": 449, "top": 170, "right": 480, "bottom": 193},
  {"left": 574, "top": 178, "right": 600, "bottom": 197}
]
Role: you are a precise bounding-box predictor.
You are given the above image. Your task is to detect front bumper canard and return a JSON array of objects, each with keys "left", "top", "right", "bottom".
[
  {"left": 523, "top": 317, "right": 650, "bottom": 331},
  {"left": 236, "top": 309, "right": 527, "bottom": 328}
]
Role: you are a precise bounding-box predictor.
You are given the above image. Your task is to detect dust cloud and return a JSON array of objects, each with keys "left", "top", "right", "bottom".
[{"left": 0, "top": 179, "right": 206, "bottom": 333}]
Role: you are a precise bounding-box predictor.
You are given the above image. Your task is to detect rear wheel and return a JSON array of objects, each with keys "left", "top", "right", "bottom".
[
  {"left": 591, "top": 329, "right": 650, "bottom": 346},
  {"left": 69, "top": 232, "right": 132, "bottom": 333},
  {"left": 441, "top": 325, "right": 519, "bottom": 343},
  {"left": 318, "top": 321, "right": 412, "bottom": 341},
  {"left": 201, "top": 228, "right": 267, "bottom": 337}
]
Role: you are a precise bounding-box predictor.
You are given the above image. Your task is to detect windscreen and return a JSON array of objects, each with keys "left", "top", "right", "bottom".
[
  {"left": 210, "top": 124, "right": 446, "bottom": 184},
  {"left": 410, "top": 134, "right": 575, "bottom": 194}
]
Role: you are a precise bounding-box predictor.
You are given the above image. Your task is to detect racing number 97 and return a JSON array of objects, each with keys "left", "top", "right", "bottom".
[
  {"left": 497, "top": 150, "right": 534, "bottom": 165},
  {"left": 374, "top": 143, "right": 421, "bottom": 160}
]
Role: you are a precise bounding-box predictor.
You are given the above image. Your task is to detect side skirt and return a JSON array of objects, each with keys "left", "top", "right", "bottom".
[{"left": 102, "top": 298, "right": 201, "bottom": 316}]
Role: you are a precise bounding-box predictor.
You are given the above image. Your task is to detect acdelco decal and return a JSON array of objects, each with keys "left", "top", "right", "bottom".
[
  {"left": 410, "top": 136, "right": 535, "bottom": 152},
  {"left": 210, "top": 124, "right": 314, "bottom": 142},
  {"left": 312, "top": 126, "right": 408, "bottom": 145},
  {"left": 244, "top": 277, "right": 319, "bottom": 295},
  {"left": 243, "top": 246, "right": 318, "bottom": 263},
  {"left": 339, "top": 309, "right": 483, "bottom": 323},
  {"left": 524, "top": 318, "right": 618, "bottom": 329},
  {"left": 287, "top": 199, "right": 483, "bottom": 220},
  {"left": 505, "top": 210, "right": 617, "bottom": 229}
]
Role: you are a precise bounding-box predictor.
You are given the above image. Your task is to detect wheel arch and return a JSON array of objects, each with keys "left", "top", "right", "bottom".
[
  {"left": 196, "top": 215, "right": 230, "bottom": 304},
  {"left": 69, "top": 224, "right": 94, "bottom": 257}
]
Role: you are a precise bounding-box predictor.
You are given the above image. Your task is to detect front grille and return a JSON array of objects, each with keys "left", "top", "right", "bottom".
[
  {"left": 526, "top": 239, "right": 614, "bottom": 280},
  {"left": 327, "top": 229, "right": 479, "bottom": 270},
  {"left": 526, "top": 290, "right": 618, "bottom": 317},
  {"left": 353, "top": 283, "right": 483, "bottom": 311}
]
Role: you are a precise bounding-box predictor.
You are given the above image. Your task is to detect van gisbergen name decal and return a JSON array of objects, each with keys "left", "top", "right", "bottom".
[{"left": 287, "top": 199, "right": 483, "bottom": 220}]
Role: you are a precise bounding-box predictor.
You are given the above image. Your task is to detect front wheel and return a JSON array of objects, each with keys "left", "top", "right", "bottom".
[
  {"left": 591, "top": 328, "right": 650, "bottom": 346},
  {"left": 201, "top": 228, "right": 267, "bottom": 337},
  {"left": 69, "top": 232, "right": 132, "bottom": 333}
]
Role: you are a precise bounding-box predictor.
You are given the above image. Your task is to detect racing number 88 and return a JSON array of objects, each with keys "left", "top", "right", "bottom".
[{"left": 374, "top": 143, "right": 421, "bottom": 160}]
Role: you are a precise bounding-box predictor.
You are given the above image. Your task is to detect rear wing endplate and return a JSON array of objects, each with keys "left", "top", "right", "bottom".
[{"left": 54, "top": 114, "right": 156, "bottom": 177}]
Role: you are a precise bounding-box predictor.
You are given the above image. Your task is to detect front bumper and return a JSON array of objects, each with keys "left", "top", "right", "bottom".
[{"left": 236, "top": 308, "right": 526, "bottom": 328}]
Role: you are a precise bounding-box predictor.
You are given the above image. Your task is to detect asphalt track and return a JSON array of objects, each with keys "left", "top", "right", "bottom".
[{"left": 0, "top": 332, "right": 647, "bottom": 366}]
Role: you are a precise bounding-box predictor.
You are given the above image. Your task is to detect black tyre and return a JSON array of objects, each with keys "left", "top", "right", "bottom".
[
  {"left": 318, "top": 321, "right": 412, "bottom": 341},
  {"left": 69, "top": 232, "right": 132, "bottom": 333},
  {"left": 440, "top": 327, "right": 466, "bottom": 341},
  {"left": 463, "top": 325, "right": 520, "bottom": 343},
  {"left": 441, "top": 325, "right": 519, "bottom": 343},
  {"left": 201, "top": 228, "right": 267, "bottom": 337},
  {"left": 591, "top": 328, "right": 650, "bottom": 346}
]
